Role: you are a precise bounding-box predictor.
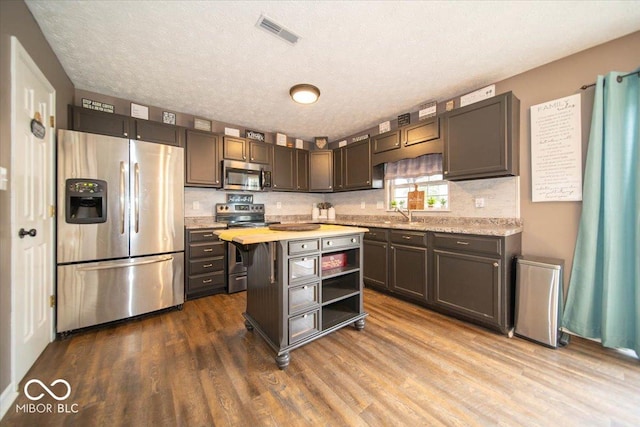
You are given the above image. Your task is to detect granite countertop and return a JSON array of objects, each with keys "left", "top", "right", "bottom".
[
  {"left": 322, "top": 219, "right": 522, "bottom": 237},
  {"left": 184, "top": 217, "right": 227, "bottom": 229},
  {"left": 185, "top": 215, "right": 522, "bottom": 236}
]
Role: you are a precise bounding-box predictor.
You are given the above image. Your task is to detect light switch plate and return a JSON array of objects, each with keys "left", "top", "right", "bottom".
[
  {"left": 360, "top": 201, "right": 366, "bottom": 209},
  {"left": 475, "top": 198, "right": 485, "bottom": 208}
]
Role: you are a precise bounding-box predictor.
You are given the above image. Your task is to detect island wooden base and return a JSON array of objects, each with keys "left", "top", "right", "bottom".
[{"left": 243, "top": 311, "right": 367, "bottom": 369}]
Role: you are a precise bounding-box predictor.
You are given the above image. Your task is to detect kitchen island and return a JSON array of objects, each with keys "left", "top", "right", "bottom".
[{"left": 216, "top": 224, "right": 369, "bottom": 369}]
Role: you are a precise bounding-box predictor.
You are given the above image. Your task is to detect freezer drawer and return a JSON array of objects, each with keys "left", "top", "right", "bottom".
[
  {"left": 57, "top": 252, "right": 184, "bottom": 332},
  {"left": 515, "top": 256, "right": 564, "bottom": 348}
]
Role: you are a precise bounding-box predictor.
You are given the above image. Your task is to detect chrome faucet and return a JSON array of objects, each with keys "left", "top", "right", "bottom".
[{"left": 395, "top": 207, "right": 413, "bottom": 222}]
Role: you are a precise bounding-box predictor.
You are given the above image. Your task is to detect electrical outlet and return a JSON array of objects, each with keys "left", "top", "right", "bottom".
[
  {"left": 276, "top": 202, "right": 282, "bottom": 209},
  {"left": 475, "top": 198, "right": 485, "bottom": 208},
  {"left": 192, "top": 201, "right": 200, "bottom": 210},
  {"left": 0, "top": 167, "right": 7, "bottom": 191},
  {"left": 360, "top": 201, "right": 366, "bottom": 209},
  {"left": 376, "top": 201, "right": 384, "bottom": 209}
]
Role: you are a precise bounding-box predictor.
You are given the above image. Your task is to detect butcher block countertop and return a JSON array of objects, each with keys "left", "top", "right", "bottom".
[{"left": 215, "top": 224, "right": 369, "bottom": 245}]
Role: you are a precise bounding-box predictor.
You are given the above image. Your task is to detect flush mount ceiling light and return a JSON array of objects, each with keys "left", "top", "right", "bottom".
[{"left": 290, "top": 84, "right": 320, "bottom": 104}]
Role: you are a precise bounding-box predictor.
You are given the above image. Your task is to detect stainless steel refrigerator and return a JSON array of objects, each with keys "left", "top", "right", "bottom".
[{"left": 56, "top": 129, "right": 184, "bottom": 333}]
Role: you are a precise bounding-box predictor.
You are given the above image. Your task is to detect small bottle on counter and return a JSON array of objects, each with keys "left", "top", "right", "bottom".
[{"left": 328, "top": 206, "right": 336, "bottom": 220}]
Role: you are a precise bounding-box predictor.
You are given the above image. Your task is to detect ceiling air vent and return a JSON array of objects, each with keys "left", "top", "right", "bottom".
[{"left": 256, "top": 14, "right": 300, "bottom": 45}]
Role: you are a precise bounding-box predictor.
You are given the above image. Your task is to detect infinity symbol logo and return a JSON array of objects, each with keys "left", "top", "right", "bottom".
[{"left": 24, "top": 379, "right": 71, "bottom": 401}]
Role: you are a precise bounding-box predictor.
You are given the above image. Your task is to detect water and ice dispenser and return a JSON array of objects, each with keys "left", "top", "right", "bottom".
[{"left": 65, "top": 179, "right": 107, "bottom": 223}]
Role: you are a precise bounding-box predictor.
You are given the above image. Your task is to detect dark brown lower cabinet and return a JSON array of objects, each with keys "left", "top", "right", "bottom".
[
  {"left": 186, "top": 228, "right": 226, "bottom": 299},
  {"left": 431, "top": 232, "right": 521, "bottom": 335},
  {"left": 390, "top": 239, "right": 428, "bottom": 303},
  {"left": 363, "top": 228, "right": 389, "bottom": 290}
]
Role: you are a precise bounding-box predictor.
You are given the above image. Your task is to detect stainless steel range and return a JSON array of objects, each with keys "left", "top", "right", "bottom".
[{"left": 215, "top": 203, "right": 277, "bottom": 293}]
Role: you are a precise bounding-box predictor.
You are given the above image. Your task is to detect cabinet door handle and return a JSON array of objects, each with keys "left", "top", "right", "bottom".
[
  {"left": 493, "top": 262, "right": 499, "bottom": 267},
  {"left": 369, "top": 233, "right": 376, "bottom": 237},
  {"left": 137, "top": 135, "right": 141, "bottom": 139},
  {"left": 203, "top": 248, "right": 213, "bottom": 252},
  {"left": 302, "top": 286, "right": 307, "bottom": 290},
  {"left": 202, "top": 279, "right": 213, "bottom": 284},
  {"left": 402, "top": 236, "right": 412, "bottom": 240},
  {"left": 203, "top": 263, "right": 213, "bottom": 268},
  {"left": 444, "top": 171, "right": 449, "bottom": 175},
  {"left": 203, "top": 234, "right": 213, "bottom": 237},
  {"left": 456, "top": 241, "right": 470, "bottom": 245},
  {"left": 124, "top": 132, "right": 128, "bottom": 137}
]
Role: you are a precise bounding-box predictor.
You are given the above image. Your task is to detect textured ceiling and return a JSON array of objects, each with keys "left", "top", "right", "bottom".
[{"left": 25, "top": 0, "right": 640, "bottom": 141}]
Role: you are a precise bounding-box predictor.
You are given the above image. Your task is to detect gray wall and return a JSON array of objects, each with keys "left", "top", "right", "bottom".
[{"left": 0, "top": 0, "right": 74, "bottom": 393}]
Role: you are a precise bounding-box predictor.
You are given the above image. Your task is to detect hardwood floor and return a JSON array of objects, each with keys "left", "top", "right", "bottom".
[{"left": 2, "top": 288, "right": 639, "bottom": 426}]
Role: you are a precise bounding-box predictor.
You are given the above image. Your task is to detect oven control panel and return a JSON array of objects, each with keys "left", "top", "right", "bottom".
[{"left": 216, "top": 203, "right": 264, "bottom": 213}]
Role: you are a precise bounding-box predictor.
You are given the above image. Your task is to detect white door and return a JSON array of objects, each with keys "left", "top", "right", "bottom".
[{"left": 10, "top": 37, "right": 56, "bottom": 386}]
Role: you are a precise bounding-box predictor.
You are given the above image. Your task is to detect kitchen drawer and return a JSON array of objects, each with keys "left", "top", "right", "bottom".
[
  {"left": 188, "top": 229, "right": 220, "bottom": 243},
  {"left": 390, "top": 230, "right": 427, "bottom": 247},
  {"left": 189, "top": 256, "right": 225, "bottom": 276},
  {"left": 433, "top": 233, "right": 501, "bottom": 256},
  {"left": 289, "top": 256, "right": 320, "bottom": 285},
  {"left": 288, "top": 239, "right": 320, "bottom": 255},
  {"left": 288, "top": 309, "right": 320, "bottom": 345},
  {"left": 189, "top": 241, "right": 225, "bottom": 258},
  {"left": 288, "top": 282, "right": 320, "bottom": 315},
  {"left": 363, "top": 228, "right": 388, "bottom": 242},
  {"left": 188, "top": 271, "right": 225, "bottom": 293},
  {"left": 322, "top": 235, "right": 360, "bottom": 251}
]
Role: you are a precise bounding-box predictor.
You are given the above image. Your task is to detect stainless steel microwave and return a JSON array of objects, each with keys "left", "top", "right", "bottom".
[{"left": 222, "top": 160, "right": 272, "bottom": 191}]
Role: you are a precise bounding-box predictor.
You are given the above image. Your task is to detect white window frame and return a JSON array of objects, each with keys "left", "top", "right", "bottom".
[{"left": 386, "top": 173, "right": 450, "bottom": 212}]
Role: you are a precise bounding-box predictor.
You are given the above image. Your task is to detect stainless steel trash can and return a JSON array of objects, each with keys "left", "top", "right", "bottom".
[{"left": 515, "top": 256, "right": 566, "bottom": 348}]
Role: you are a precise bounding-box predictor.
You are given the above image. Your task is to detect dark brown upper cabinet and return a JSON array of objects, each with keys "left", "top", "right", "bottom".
[
  {"left": 248, "top": 140, "right": 271, "bottom": 164},
  {"left": 272, "top": 145, "right": 295, "bottom": 191},
  {"left": 185, "top": 129, "right": 222, "bottom": 188},
  {"left": 223, "top": 136, "right": 248, "bottom": 161},
  {"left": 372, "top": 130, "right": 401, "bottom": 154},
  {"left": 69, "top": 105, "right": 132, "bottom": 139},
  {"left": 442, "top": 92, "right": 520, "bottom": 181},
  {"left": 133, "top": 118, "right": 183, "bottom": 146},
  {"left": 332, "top": 147, "right": 344, "bottom": 191},
  {"left": 296, "top": 149, "right": 309, "bottom": 192},
  {"left": 372, "top": 117, "right": 443, "bottom": 166},
  {"left": 344, "top": 139, "right": 384, "bottom": 190},
  {"left": 309, "top": 151, "right": 333, "bottom": 192},
  {"left": 69, "top": 105, "right": 184, "bottom": 146}
]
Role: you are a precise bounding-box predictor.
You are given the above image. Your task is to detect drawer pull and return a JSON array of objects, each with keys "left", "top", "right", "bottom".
[
  {"left": 351, "top": 238, "right": 357, "bottom": 243},
  {"left": 456, "top": 241, "right": 470, "bottom": 245},
  {"left": 301, "top": 244, "right": 307, "bottom": 249},
  {"left": 402, "top": 236, "right": 412, "bottom": 240},
  {"left": 302, "top": 286, "right": 307, "bottom": 290},
  {"left": 202, "top": 279, "right": 213, "bottom": 284},
  {"left": 369, "top": 233, "right": 376, "bottom": 237},
  {"left": 326, "top": 241, "right": 333, "bottom": 246},
  {"left": 203, "top": 263, "right": 213, "bottom": 268},
  {"left": 301, "top": 258, "right": 307, "bottom": 261},
  {"left": 203, "top": 233, "right": 213, "bottom": 238},
  {"left": 203, "top": 248, "right": 213, "bottom": 252}
]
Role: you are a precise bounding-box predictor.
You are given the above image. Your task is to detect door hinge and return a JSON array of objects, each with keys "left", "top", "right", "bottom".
[
  {"left": 49, "top": 205, "right": 55, "bottom": 218},
  {"left": 49, "top": 115, "right": 55, "bottom": 128},
  {"left": 49, "top": 295, "right": 55, "bottom": 308}
]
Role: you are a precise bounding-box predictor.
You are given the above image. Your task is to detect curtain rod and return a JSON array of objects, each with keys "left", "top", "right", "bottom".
[{"left": 580, "top": 70, "right": 640, "bottom": 90}]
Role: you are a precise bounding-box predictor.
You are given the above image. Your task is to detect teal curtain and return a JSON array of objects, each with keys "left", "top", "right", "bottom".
[{"left": 562, "top": 70, "right": 640, "bottom": 356}]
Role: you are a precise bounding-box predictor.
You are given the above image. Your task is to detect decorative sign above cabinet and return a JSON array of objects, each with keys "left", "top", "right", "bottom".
[
  {"left": 315, "top": 136, "right": 328, "bottom": 149},
  {"left": 397, "top": 113, "right": 410, "bottom": 127},
  {"left": 162, "top": 111, "right": 176, "bottom": 125},
  {"left": 227, "top": 193, "right": 253, "bottom": 203},
  {"left": 130, "top": 103, "right": 149, "bottom": 120},
  {"left": 194, "top": 118, "right": 212, "bottom": 131},
  {"left": 352, "top": 134, "right": 369, "bottom": 143},
  {"left": 418, "top": 101, "right": 437, "bottom": 120},
  {"left": 246, "top": 129, "right": 265, "bottom": 142},
  {"left": 82, "top": 98, "right": 114, "bottom": 113}
]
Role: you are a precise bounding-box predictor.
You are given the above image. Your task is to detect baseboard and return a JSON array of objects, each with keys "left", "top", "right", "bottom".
[{"left": 0, "top": 383, "right": 18, "bottom": 421}]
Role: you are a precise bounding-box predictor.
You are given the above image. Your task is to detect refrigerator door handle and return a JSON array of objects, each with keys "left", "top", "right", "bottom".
[
  {"left": 76, "top": 255, "right": 174, "bottom": 271},
  {"left": 120, "top": 161, "right": 126, "bottom": 234},
  {"left": 134, "top": 162, "right": 140, "bottom": 233}
]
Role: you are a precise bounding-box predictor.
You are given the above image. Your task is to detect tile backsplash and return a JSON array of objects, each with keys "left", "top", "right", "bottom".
[{"left": 185, "top": 176, "right": 519, "bottom": 219}]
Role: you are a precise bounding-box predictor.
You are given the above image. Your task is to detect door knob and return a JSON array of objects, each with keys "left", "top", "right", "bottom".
[{"left": 18, "top": 228, "right": 37, "bottom": 238}]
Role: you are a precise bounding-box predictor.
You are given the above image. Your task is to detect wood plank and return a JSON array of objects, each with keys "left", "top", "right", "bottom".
[{"left": 3, "top": 288, "right": 639, "bottom": 426}]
